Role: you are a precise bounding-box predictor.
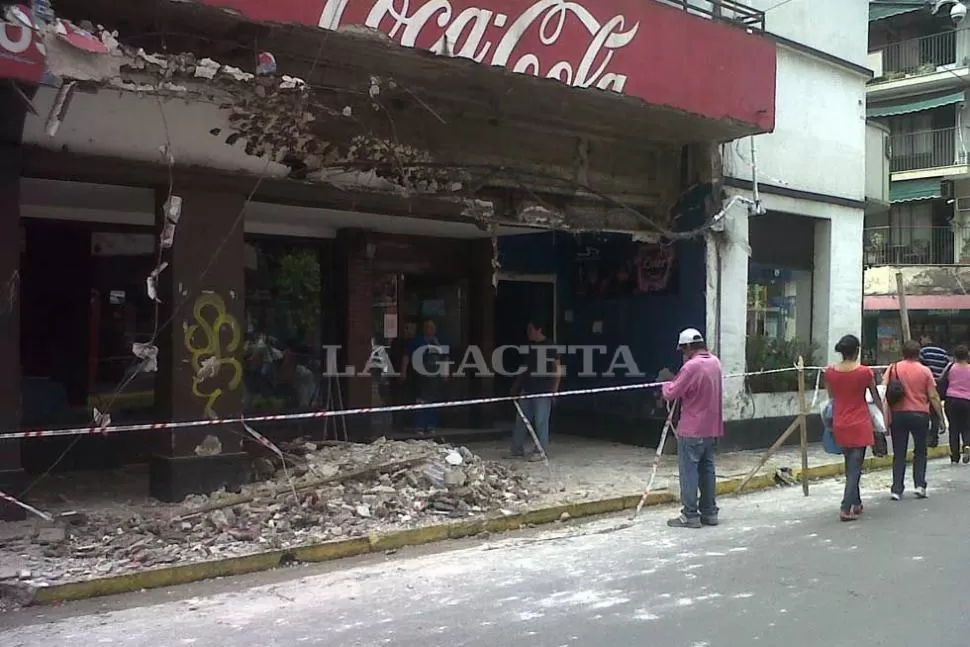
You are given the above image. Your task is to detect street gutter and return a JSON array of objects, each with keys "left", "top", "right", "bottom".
[{"left": 30, "top": 447, "right": 949, "bottom": 605}]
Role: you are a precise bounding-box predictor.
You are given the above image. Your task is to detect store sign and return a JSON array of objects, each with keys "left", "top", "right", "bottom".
[
  {"left": 0, "top": 5, "right": 46, "bottom": 84},
  {"left": 195, "top": 0, "right": 777, "bottom": 131}
]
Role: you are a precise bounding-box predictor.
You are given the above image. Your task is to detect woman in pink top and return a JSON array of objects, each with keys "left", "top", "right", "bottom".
[
  {"left": 882, "top": 340, "right": 946, "bottom": 500},
  {"left": 943, "top": 345, "right": 970, "bottom": 464}
]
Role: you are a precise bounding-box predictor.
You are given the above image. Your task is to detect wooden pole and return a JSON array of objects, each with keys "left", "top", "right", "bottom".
[
  {"left": 896, "top": 271, "right": 911, "bottom": 342},
  {"left": 734, "top": 416, "right": 801, "bottom": 495},
  {"left": 797, "top": 356, "right": 809, "bottom": 496}
]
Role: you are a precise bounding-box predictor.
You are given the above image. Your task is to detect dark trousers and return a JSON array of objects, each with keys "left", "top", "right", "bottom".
[
  {"left": 946, "top": 397, "right": 970, "bottom": 461},
  {"left": 677, "top": 437, "right": 718, "bottom": 520},
  {"left": 841, "top": 447, "right": 866, "bottom": 513},
  {"left": 928, "top": 408, "right": 941, "bottom": 448},
  {"left": 890, "top": 411, "right": 929, "bottom": 494}
]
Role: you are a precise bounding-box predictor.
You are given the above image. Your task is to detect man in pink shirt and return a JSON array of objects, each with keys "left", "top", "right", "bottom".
[{"left": 662, "top": 328, "right": 724, "bottom": 529}]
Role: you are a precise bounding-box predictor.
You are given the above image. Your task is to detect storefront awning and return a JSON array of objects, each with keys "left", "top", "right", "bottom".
[
  {"left": 869, "top": 2, "right": 925, "bottom": 22},
  {"left": 867, "top": 91, "right": 966, "bottom": 118},
  {"left": 890, "top": 178, "right": 942, "bottom": 203},
  {"left": 864, "top": 295, "right": 970, "bottom": 311}
]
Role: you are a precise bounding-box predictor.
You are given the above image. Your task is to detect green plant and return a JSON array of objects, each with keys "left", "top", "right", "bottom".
[
  {"left": 745, "top": 335, "right": 818, "bottom": 393},
  {"left": 272, "top": 249, "right": 322, "bottom": 338}
]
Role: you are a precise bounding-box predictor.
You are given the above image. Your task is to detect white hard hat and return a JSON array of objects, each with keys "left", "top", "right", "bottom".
[{"left": 677, "top": 328, "right": 704, "bottom": 347}]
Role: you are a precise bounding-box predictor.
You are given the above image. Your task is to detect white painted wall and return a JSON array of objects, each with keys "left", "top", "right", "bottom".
[
  {"left": 723, "top": 46, "right": 868, "bottom": 200},
  {"left": 712, "top": 10, "right": 869, "bottom": 422}
]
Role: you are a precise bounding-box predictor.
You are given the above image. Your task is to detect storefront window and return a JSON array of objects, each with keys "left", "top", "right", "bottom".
[
  {"left": 746, "top": 264, "right": 812, "bottom": 343},
  {"left": 243, "top": 240, "right": 323, "bottom": 413}
]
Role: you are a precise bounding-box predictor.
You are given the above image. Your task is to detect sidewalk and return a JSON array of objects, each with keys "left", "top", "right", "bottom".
[{"left": 0, "top": 433, "right": 951, "bottom": 608}]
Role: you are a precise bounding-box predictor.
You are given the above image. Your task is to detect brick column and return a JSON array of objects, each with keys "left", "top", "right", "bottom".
[
  {"left": 149, "top": 190, "right": 249, "bottom": 502},
  {"left": 335, "top": 229, "right": 374, "bottom": 440},
  {"left": 0, "top": 84, "right": 28, "bottom": 520},
  {"left": 468, "top": 239, "right": 496, "bottom": 428}
]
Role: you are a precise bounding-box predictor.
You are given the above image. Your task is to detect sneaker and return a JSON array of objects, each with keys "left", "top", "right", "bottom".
[
  {"left": 526, "top": 453, "right": 546, "bottom": 463},
  {"left": 963, "top": 446, "right": 970, "bottom": 464},
  {"left": 914, "top": 486, "right": 927, "bottom": 499},
  {"left": 891, "top": 492, "right": 901, "bottom": 501},
  {"left": 667, "top": 515, "right": 702, "bottom": 529},
  {"left": 700, "top": 515, "right": 719, "bottom": 527},
  {"left": 851, "top": 504, "right": 864, "bottom": 516},
  {"left": 840, "top": 509, "right": 859, "bottom": 522}
]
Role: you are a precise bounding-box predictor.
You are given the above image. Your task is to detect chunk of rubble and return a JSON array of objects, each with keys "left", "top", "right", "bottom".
[{"left": 0, "top": 438, "right": 535, "bottom": 589}]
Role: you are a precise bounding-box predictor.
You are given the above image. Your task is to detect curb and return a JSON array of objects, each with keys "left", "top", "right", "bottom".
[{"left": 31, "top": 447, "right": 950, "bottom": 605}]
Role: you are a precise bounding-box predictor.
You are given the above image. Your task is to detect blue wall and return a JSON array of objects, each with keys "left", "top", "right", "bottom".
[{"left": 497, "top": 188, "right": 709, "bottom": 425}]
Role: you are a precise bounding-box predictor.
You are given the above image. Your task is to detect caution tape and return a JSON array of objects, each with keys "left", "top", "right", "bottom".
[{"left": 0, "top": 366, "right": 819, "bottom": 442}]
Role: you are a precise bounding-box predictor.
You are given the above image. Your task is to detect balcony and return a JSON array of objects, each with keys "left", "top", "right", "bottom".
[
  {"left": 863, "top": 226, "right": 970, "bottom": 266},
  {"left": 657, "top": 0, "right": 765, "bottom": 31},
  {"left": 868, "top": 31, "right": 967, "bottom": 98},
  {"left": 890, "top": 127, "right": 966, "bottom": 173}
]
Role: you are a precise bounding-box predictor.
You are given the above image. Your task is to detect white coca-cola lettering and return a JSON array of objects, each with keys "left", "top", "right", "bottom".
[
  {"left": 0, "top": 21, "right": 32, "bottom": 55},
  {"left": 319, "top": 0, "right": 639, "bottom": 93}
]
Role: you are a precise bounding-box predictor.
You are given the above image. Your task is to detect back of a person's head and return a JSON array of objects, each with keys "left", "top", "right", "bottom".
[
  {"left": 956, "top": 345, "right": 969, "bottom": 361},
  {"left": 902, "top": 339, "right": 921, "bottom": 360},
  {"left": 834, "top": 334, "right": 860, "bottom": 360}
]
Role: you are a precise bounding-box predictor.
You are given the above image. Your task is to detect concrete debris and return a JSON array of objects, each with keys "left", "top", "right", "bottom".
[
  {"left": 194, "top": 435, "right": 223, "bottom": 457},
  {"left": 0, "top": 438, "right": 536, "bottom": 593}
]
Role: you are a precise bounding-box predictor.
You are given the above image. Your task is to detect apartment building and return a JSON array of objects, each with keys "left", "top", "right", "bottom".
[{"left": 866, "top": 0, "right": 970, "bottom": 362}]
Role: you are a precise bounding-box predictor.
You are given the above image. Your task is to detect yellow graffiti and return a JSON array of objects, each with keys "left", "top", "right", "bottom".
[{"left": 184, "top": 293, "right": 242, "bottom": 418}]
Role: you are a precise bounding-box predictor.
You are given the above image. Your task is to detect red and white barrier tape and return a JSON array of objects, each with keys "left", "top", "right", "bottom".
[
  {"left": 0, "top": 489, "right": 53, "bottom": 521},
  {"left": 0, "top": 365, "right": 828, "bottom": 443}
]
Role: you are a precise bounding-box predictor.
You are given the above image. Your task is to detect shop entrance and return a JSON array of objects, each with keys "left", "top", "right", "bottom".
[
  {"left": 494, "top": 275, "right": 556, "bottom": 421},
  {"left": 374, "top": 272, "right": 470, "bottom": 432}
]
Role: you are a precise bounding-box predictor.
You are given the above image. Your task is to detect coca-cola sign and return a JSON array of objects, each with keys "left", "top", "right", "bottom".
[
  {"left": 0, "top": 5, "right": 46, "bottom": 84},
  {"left": 198, "top": 0, "right": 776, "bottom": 131},
  {"left": 320, "top": 0, "right": 639, "bottom": 92}
]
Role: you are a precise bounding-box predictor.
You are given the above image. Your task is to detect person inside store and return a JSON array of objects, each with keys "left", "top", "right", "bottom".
[
  {"left": 401, "top": 319, "right": 448, "bottom": 436},
  {"left": 390, "top": 320, "right": 418, "bottom": 429}
]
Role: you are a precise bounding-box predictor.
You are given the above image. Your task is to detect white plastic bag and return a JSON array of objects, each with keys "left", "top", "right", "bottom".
[{"left": 868, "top": 403, "right": 887, "bottom": 435}]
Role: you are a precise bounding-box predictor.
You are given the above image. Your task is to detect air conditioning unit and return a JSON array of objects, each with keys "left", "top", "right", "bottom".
[
  {"left": 956, "top": 196, "right": 970, "bottom": 212},
  {"left": 943, "top": 180, "right": 956, "bottom": 199},
  {"left": 868, "top": 50, "right": 884, "bottom": 79}
]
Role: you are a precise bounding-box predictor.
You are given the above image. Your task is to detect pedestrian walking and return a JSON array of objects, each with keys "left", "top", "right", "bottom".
[
  {"left": 939, "top": 344, "right": 970, "bottom": 465},
  {"left": 883, "top": 340, "right": 947, "bottom": 500},
  {"left": 508, "top": 318, "right": 562, "bottom": 461},
  {"left": 824, "top": 334, "right": 884, "bottom": 522},
  {"left": 919, "top": 335, "right": 949, "bottom": 448},
  {"left": 662, "top": 328, "right": 723, "bottom": 529}
]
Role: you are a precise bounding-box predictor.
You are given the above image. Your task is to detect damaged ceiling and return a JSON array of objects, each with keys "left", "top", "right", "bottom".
[{"left": 10, "top": 0, "right": 722, "bottom": 235}]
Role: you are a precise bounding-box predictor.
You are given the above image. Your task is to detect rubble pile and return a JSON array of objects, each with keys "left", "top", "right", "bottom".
[{"left": 0, "top": 438, "right": 537, "bottom": 599}]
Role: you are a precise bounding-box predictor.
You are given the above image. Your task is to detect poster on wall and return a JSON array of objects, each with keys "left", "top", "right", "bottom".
[{"left": 575, "top": 239, "right": 676, "bottom": 298}]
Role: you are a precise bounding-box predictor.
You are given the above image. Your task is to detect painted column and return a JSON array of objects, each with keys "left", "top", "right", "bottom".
[
  {"left": 149, "top": 189, "right": 249, "bottom": 502},
  {"left": 468, "top": 238, "right": 496, "bottom": 428},
  {"left": 335, "top": 228, "right": 374, "bottom": 439},
  {"left": 708, "top": 190, "right": 750, "bottom": 420},
  {"left": 812, "top": 212, "right": 865, "bottom": 364},
  {"left": 0, "top": 84, "right": 27, "bottom": 520}
]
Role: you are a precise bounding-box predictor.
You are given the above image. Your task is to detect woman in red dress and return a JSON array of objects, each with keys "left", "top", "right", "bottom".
[{"left": 824, "top": 334, "right": 884, "bottom": 521}]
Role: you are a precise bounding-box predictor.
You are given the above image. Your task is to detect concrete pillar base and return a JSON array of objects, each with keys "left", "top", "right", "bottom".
[
  {"left": 0, "top": 469, "right": 27, "bottom": 521},
  {"left": 148, "top": 453, "right": 249, "bottom": 503}
]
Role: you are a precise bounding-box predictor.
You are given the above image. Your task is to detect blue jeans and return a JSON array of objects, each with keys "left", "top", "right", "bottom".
[
  {"left": 841, "top": 446, "right": 866, "bottom": 512},
  {"left": 512, "top": 397, "right": 552, "bottom": 454},
  {"left": 677, "top": 437, "right": 718, "bottom": 520},
  {"left": 414, "top": 405, "right": 440, "bottom": 431}
]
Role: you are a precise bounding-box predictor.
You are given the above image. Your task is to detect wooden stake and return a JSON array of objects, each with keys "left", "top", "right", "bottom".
[
  {"left": 797, "top": 356, "right": 809, "bottom": 496},
  {"left": 896, "top": 271, "right": 911, "bottom": 342},
  {"left": 734, "top": 417, "right": 800, "bottom": 495}
]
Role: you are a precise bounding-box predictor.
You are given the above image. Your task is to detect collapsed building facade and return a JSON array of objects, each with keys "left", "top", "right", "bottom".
[{"left": 0, "top": 0, "right": 777, "bottom": 514}]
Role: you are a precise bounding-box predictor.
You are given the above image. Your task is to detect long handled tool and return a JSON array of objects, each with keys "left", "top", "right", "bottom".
[
  {"left": 631, "top": 401, "right": 678, "bottom": 520},
  {"left": 513, "top": 398, "right": 551, "bottom": 469}
]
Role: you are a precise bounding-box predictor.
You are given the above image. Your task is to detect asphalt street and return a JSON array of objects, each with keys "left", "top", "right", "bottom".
[{"left": 3, "top": 460, "right": 970, "bottom": 646}]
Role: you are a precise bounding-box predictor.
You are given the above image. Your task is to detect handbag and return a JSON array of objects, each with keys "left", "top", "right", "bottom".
[
  {"left": 885, "top": 363, "right": 906, "bottom": 407},
  {"left": 821, "top": 401, "right": 843, "bottom": 455}
]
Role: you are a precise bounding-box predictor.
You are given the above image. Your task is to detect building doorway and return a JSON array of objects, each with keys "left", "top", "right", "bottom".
[{"left": 494, "top": 274, "right": 556, "bottom": 419}]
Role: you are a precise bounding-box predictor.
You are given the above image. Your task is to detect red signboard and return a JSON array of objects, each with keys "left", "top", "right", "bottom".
[
  {"left": 198, "top": 0, "right": 776, "bottom": 131},
  {"left": 0, "top": 5, "right": 46, "bottom": 84}
]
